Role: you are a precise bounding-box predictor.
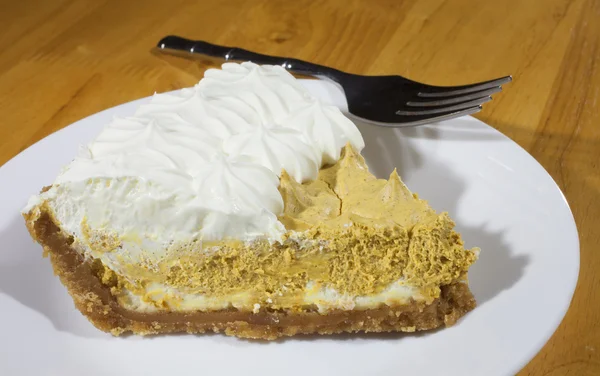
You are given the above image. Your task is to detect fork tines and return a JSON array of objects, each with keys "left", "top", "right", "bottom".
[{"left": 396, "top": 76, "right": 512, "bottom": 117}]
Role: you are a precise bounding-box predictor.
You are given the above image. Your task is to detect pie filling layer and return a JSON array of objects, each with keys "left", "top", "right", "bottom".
[{"left": 26, "top": 145, "right": 477, "bottom": 316}]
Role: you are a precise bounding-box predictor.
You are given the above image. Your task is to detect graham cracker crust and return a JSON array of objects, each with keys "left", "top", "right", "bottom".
[{"left": 24, "top": 210, "right": 476, "bottom": 340}]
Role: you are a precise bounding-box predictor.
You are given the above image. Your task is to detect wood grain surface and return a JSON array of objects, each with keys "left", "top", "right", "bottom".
[{"left": 2, "top": 0, "right": 599, "bottom": 374}]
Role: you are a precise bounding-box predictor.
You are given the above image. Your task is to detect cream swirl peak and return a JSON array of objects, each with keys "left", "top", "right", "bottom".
[
  {"left": 25, "top": 62, "right": 364, "bottom": 245},
  {"left": 223, "top": 125, "right": 320, "bottom": 182}
]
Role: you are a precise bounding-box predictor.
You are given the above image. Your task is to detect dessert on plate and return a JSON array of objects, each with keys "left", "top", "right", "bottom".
[{"left": 23, "top": 62, "right": 478, "bottom": 339}]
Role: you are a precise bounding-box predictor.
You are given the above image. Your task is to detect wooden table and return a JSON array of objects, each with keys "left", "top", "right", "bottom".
[{"left": 2, "top": 0, "right": 598, "bottom": 374}]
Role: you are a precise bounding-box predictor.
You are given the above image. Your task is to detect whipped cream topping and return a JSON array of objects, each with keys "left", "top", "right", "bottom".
[{"left": 25, "top": 62, "right": 364, "bottom": 245}]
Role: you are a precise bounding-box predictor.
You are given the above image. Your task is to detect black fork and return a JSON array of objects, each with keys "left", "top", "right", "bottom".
[{"left": 156, "top": 35, "right": 511, "bottom": 127}]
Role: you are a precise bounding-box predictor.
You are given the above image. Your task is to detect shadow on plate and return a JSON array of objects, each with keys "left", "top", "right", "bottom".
[
  {"left": 0, "top": 215, "right": 106, "bottom": 338},
  {"left": 351, "top": 114, "right": 510, "bottom": 143}
]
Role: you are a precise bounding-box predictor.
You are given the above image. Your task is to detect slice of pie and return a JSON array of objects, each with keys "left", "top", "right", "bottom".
[{"left": 23, "top": 62, "right": 478, "bottom": 339}]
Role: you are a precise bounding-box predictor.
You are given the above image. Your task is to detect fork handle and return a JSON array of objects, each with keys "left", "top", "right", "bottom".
[{"left": 157, "top": 35, "right": 344, "bottom": 80}]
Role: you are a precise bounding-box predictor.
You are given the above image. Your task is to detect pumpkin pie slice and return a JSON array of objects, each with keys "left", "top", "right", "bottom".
[{"left": 23, "top": 62, "right": 478, "bottom": 339}]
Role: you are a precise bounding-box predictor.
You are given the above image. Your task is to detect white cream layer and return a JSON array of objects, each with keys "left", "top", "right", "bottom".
[{"left": 121, "top": 279, "right": 425, "bottom": 314}]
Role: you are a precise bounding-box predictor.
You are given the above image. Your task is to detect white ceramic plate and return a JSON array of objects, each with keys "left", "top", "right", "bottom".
[{"left": 0, "top": 80, "right": 579, "bottom": 376}]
